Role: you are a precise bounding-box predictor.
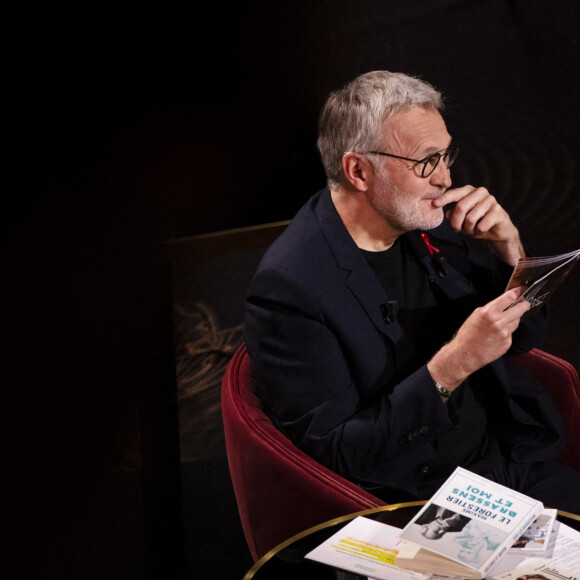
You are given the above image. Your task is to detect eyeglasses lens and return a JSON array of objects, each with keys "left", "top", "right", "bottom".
[
  {"left": 445, "top": 145, "right": 459, "bottom": 167},
  {"left": 422, "top": 155, "right": 441, "bottom": 178},
  {"left": 423, "top": 146, "right": 458, "bottom": 178}
]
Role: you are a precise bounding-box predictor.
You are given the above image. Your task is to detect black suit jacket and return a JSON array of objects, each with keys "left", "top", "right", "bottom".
[{"left": 244, "top": 189, "right": 564, "bottom": 498}]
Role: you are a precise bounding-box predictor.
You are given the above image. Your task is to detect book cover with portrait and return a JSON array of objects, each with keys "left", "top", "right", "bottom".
[{"left": 396, "top": 467, "right": 543, "bottom": 579}]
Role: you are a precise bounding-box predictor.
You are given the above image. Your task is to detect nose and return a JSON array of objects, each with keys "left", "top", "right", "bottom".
[{"left": 429, "top": 159, "right": 452, "bottom": 189}]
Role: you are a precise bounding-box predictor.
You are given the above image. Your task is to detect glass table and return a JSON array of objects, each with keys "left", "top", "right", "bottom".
[{"left": 243, "top": 501, "right": 580, "bottom": 579}]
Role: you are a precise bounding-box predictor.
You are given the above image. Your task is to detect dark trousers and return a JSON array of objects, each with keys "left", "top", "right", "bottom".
[{"left": 483, "top": 459, "right": 580, "bottom": 514}]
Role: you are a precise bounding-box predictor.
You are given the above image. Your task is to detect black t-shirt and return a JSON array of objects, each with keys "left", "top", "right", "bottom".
[{"left": 362, "top": 237, "right": 502, "bottom": 495}]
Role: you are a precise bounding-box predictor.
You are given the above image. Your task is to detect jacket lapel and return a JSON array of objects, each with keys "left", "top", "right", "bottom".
[
  {"left": 314, "top": 190, "right": 403, "bottom": 345},
  {"left": 405, "top": 229, "right": 476, "bottom": 301}
]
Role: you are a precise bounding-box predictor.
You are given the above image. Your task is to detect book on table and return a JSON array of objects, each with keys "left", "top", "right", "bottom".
[{"left": 395, "top": 467, "right": 543, "bottom": 579}]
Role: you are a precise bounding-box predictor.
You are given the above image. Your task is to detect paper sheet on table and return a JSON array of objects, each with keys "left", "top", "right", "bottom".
[
  {"left": 306, "top": 515, "right": 580, "bottom": 580},
  {"left": 305, "top": 516, "right": 427, "bottom": 579}
]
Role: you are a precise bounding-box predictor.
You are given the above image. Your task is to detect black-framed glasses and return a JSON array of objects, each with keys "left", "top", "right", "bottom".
[{"left": 366, "top": 143, "right": 459, "bottom": 178}]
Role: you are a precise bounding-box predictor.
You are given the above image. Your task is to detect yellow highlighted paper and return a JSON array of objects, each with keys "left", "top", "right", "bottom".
[{"left": 332, "top": 536, "right": 398, "bottom": 564}]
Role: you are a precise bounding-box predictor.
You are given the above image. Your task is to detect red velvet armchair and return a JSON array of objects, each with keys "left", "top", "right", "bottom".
[
  {"left": 510, "top": 348, "right": 580, "bottom": 470},
  {"left": 222, "top": 343, "right": 580, "bottom": 561},
  {"left": 221, "top": 342, "right": 383, "bottom": 561}
]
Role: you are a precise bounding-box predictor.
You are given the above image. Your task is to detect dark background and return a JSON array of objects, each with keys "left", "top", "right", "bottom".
[{"left": 4, "top": 1, "right": 580, "bottom": 578}]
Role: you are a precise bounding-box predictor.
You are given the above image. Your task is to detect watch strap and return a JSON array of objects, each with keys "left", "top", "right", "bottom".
[{"left": 435, "top": 382, "right": 452, "bottom": 399}]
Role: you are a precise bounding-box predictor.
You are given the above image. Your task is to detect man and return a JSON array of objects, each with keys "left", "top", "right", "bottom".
[{"left": 244, "top": 71, "right": 580, "bottom": 511}]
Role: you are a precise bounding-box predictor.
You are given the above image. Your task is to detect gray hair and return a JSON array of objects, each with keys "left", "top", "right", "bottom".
[{"left": 317, "top": 71, "right": 444, "bottom": 190}]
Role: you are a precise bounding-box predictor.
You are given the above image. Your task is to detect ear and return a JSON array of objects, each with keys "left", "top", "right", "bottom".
[{"left": 342, "top": 152, "right": 373, "bottom": 191}]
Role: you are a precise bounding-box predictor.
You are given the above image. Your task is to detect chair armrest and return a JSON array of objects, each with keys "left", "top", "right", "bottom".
[{"left": 509, "top": 348, "right": 580, "bottom": 470}]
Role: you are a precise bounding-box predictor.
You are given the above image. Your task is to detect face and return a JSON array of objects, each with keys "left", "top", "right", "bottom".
[
  {"left": 367, "top": 107, "right": 452, "bottom": 234},
  {"left": 421, "top": 520, "right": 447, "bottom": 539}
]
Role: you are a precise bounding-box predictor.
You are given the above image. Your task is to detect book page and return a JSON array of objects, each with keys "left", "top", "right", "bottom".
[
  {"left": 542, "top": 521, "right": 580, "bottom": 574},
  {"left": 506, "top": 250, "right": 580, "bottom": 311},
  {"left": 305, "top": 516, "right": 428, "bottom": 579},
  {"left": 508, "top": 509, "right": 557, "bottom": 556},
  {"left": 489, "top": 521, "right": 580, "bottom": 578},
  {"left": 493, "top": 561, "right": 579, "bottom": 579}
]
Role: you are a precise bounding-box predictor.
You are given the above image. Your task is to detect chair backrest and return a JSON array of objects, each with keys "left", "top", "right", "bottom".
[
  {"left": 221, "top": 342, "right": 383, "bottom": 561},
  {"left": 509, "top": 348, "right": 580, "bottom": 470}
]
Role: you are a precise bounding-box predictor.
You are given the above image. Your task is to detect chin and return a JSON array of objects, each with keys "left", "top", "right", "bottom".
[{"left": 419, "top": 209, "right": 444, "bottom": 231}]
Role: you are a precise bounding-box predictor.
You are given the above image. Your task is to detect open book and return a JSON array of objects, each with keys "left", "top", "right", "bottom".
[
  {"left": 396, "top": 467, "right": 543, "bottom": 579},
  {"left": 506, "top": 249, "right": 580, "bottom": 310}
]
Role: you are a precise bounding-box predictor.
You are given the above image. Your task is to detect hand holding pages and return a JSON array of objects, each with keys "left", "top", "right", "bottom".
[{"left": 505, "top": 249, "right": 580, "bottom": 311}]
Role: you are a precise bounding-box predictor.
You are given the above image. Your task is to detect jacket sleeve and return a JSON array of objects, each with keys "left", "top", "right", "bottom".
[{"left": 244, "top": 265, "right": 458, "bottom": 489}]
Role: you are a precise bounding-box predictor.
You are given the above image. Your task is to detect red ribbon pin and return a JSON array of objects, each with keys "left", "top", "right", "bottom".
[{"left": 421, "top": 233, "right": 440, "bottom": 256}]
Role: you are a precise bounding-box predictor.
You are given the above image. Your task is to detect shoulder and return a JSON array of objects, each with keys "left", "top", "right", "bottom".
[
  {"left": 257, "top": 188, "right": 352, "bottom": 277},
  {"left": 259, "top": 192, "right": 325, "bottom": 266}
]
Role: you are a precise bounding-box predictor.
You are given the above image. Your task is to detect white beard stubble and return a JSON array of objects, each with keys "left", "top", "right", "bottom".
[{"left": 369, "top": 167, "right": 446, "bottom": 234}]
